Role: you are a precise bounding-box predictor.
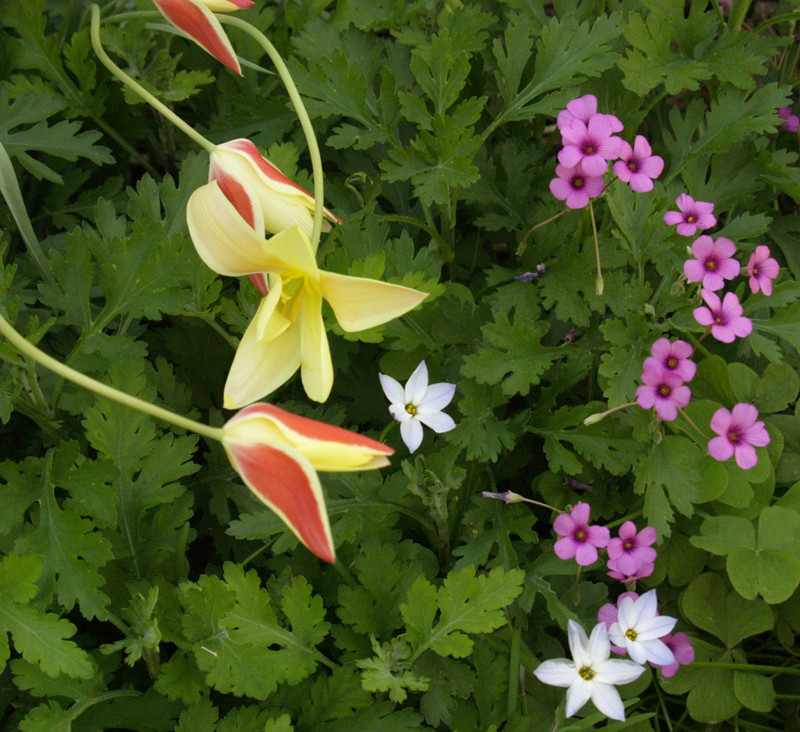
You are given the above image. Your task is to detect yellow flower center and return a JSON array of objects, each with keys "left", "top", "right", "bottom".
[
  {"left": 406, "top": 404, "right": 417, "bottom": 415},
  {"left": 278, "top": 272, "right": 308, "bottom": 321},
  {"left": 578, "top": 665, "right": 595, "bottom": 680},
  {"left": 686, "top": 215, "right": 696, "bottom": 223},
  {"left": 706, "top": 260, "right": 717, "bottom": 271},
  {"left": 626, "top": 629, "right": 638, "bottom": 641},
  {"left": 659, "top": 385, "right": 671, "bottom": 396},
  {"left": 667, "top": 357, "right": 678, "bottom": 368},
  {"left": 575, "top": 529, "right": 586, "bottom": 541}
]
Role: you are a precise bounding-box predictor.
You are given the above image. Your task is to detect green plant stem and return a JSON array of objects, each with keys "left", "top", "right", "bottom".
[
  {"left": 605, "top": 510, "right": 642, "bottom": 530},
  {"left": 589, "top": 199, "right": 603, "bottom": 295},
  {"left": 0, "top": 310, "right": 224, "bottom": 443},
  {"left": 378, "top": 420, "right": 397, "bottom": 443},
  {"left": 517, "top": 208, "right": 569, "bottom": 256},
  {"left": 678, "top": 407, "right": 711, "bottom": 441},
  {"left": 691, "top": 661, "right": 800, "bottom": 677},
  {"left": 583, "top": 401, "right": 638, "bottom": 425},
  {"left": 728, "top": 0, "right": 754, "bottom": 32},
  {"left": 218, "top": 15, "right": 326, "bottom": 252},
  {"left": 507, "top": 617, "right": 522, "bottom": 718},
  {"left": 90, "top": 6, "right": 215, "bottom": 153}
]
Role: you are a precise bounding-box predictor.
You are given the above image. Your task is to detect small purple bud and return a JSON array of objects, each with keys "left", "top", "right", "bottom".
[
  {"left": 482, "top": 490, "right": 524, "bottom": 504},
  {"left": 564, "top": 477, "right": 593, "bottom": 493}
]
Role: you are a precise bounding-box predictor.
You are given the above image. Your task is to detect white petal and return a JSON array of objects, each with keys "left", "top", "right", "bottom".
[
  {"left": 587, "top": 623, "right": 611, "bottom": 664},
  {"left": 416, "top": 382, "right": 456, "bottom": 411},
  {"left": 608, "top": 622, "right": 625, "bottom": 647},
  {"left": 405, "top": 361, "right": 429, "bottom": 405},
  {"left": 591, "top": 682, "right": 626, "bottom": 721},
  {"left": 400, "top": 418, "right": 424, "bottom": 453},
  {"left": 388, "top": 405, "right": 413, "bottom": 423},
  {"left": 626, "top": 639, "right": 647, "bottom": 665},
  {"left": 636, "top": 589, "right": 659, "bottom": 624},
  {"left": 379, "top": 373, "right": 406, "bottom": 406},
  {"left": 617, "top": 595, "right": 639, "bottom": 630},
  {"left": 415, "top": 410, "right": 456, "bottom": 434},
  {"left": 639, "top": 639, "right": 675, "bottom": 666},
  {"left": 533, "top": 659, "right": 577, "bottom": 688},
  {"left": 636, "top": 615, "right": 678, "bottom": 641},
  {"left": 565, "top": 677, "right": 593, "bottom": 718},
  {"left": 567, "top": 620, "right": 590, "bottom": 665},
  {"left": 594, "top": 659, "right": 646, "bottom": 686}
]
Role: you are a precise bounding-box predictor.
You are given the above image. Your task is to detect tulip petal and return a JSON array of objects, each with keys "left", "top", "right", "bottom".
[
  {"left": 224, "top": 313, "right": 302, "bottom": 409},
  {"left": 211, "top": 166, "right": 264, "bottom": 231},
  {"left": 153, "top": 0, "right": 242, "bottom": 74},
  {"left": 318, "top": 271, "right": 428, "bottom": 332},
  {"left": 187, "top": 181, "right": 294, "bottom": 275},
  {"left": 299, "top": 287, "right": 334, "bottom": 403},
  {"left": 253, "top": 275, "right": 292, "bottom": 341},
  {"left": 223, "top": 437, "right": 335, "bottom": 562}
]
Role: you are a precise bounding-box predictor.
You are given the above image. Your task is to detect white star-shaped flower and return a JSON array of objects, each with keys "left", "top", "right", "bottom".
[
  {"left": 379, "top": 360, "right": 456, "bottom": 453},
  {"left": 608, "top": 589, "right": 677, "bottom": 666},
  {"left": 534, "top": 620, "right": 645, "bottom": 721}
]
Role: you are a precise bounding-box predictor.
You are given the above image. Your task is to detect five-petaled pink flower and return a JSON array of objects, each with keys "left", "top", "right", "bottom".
[
  {"left": 708, "top": 403, "right": 770, "bottom": 470},
  {"left": 643, "top": 338, "right": 696, "bottom": 383},
  {"left": 553, "top": 503, "right": 610, "bottom": 566},
  {"left": 636, "top": 369, "right": 691, "bottom": 421},
  {"left": 747, "top": 245, "right": 780, "bottom": 296},
  {"left": 607, "top": 521, "right": 658, "bottom": 576},
  {"left": 693, "top": 290, "right": 752, "bottom": 343},
  {"left": 651, "top": 633, "right": 695, "bottom": 677},
  {"left": 663, "top": 194, "right": 716, "bottom": 237},
  {"left": 779, "top": 106, "right": 800, "bottom": 133},
  {"left": 549, "top": 163, "right": 605, "bottom": 209},
  {"left": 612, "top": 136, "right": 664, "bottom": 192},
  {"left": 557, "top": 94, "right": 624, "bottom": 133},
  {"left": 558, "top": 116, "right": 623, "bottom": 176},
  {"left": 683, "top": 236, "right": 739, "bottom": 291}
]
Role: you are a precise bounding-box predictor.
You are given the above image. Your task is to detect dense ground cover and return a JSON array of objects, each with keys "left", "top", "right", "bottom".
[{"left": 1, "top": 0, "right": 800, "bottom": 729}]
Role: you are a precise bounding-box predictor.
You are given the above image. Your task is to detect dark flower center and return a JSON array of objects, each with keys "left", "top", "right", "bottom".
[
  {"left": 706, "top": 259, "right": 717, "bottom": 271},
  {"left": 627, "top": 161, "right": 637, "bottom": 171},
  {"left": 584, "top": 145, "right": 596, "bottom": 155},
  {"left": 667, "top": 357, "right": 678, "bottom": 368},
  {"left": 753, "top": 267, "right": 759, "bottom": 276},
  {"left": 573, "top": 177, "right": 584, "bottom": 189},
  {"left": 406, "top": 404, "right": 417, "bottom": 415},
  {"left": 575, "top": 529, "right": 587, "bottom": 541},
  {"left": 715, "top": 316, "right": 723, "bottom": 324},
  {"left": 624, "top": 540, "right": 633, "bottom": 550},
  {"left": 728, "top": 431, "right": 739, "bottom": 443},
  {"left": 658, "top": 385, "right": 671, "bottom": 397},
  {"left": 686, "top": 215, "right": 696, "bottom": 223},
  {"left": 578, "top": 665, "right": 595, "bottom": 681}
]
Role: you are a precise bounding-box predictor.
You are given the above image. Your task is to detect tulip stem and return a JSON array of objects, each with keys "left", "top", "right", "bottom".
[
  {"left": 0, "top": 309, "right": 224, "bottom": 443},
  {"left": 89, "top": 5, "right": 216, "bottom": 154},
  {"left": 218, "top": 16, "right": 326, "bottom": 253}
]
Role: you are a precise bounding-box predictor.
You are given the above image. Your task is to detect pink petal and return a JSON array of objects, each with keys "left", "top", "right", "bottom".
[
  {"left": 571, "top": 502, "right": 592, "bottom": 526},
  {"left": 693, "top": 306, "right": 715, "bottom": 327},
  {"left": 628, "top": 173, "right": 655, "bottom": 193},
  {"left": 663, "top": 211, "right": 684, "bottom": 226},
  {"left": 708, "top": 435, "right": 735, "bottom": 462},
  {"left": 574, "top": 542, "right": 599, "bottom": 566},
  {"left": 553, "top": 513, "right": 577, "bottom": 537},
  {"left": 734, "top": 443, "right": 758, "bottom": 470},
  {"left": 684, "top": 259, "right": 708, "bottom": 283},
  {"left": 585, "top": 525, "right": 611, "bottom": 547},
  {"left": 554, "top": 536, "right": 578, "bottom": 560},
  {"left": 731, "top": 403, "right": 758, "bottom": 427}
]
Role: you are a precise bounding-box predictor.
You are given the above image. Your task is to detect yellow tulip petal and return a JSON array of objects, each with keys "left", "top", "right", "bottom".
[
  {"left": 299, "top": 288, "right": 333, "bottom": 403},
  {"left": 224, "top": 316, "right": 301, "bottom": 409},
  {"left": 253, "top": 275, "right": 291, "bottom": 341},
  {"left": 260, "top": 226, "right": 319, "bottom": 279},
  {"left": 318, "top": 271, "right": 428, "bottom": 332}
]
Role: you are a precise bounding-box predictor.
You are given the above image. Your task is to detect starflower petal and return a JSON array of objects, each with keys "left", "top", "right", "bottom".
[
  {"left": 533, "top": 659, "right": 577, "bottom": 687},
  {"left": 405, "top": 361, "right": 430, "bottom": 405},
  {"left": 415, "top": 410, "right": 457, "bottom": 433},
  {"left": 590, "top": 682, "right": 626, "bottom": 721},
  {"left": 379, "top": 373, "right": 406, "bottom": 406},
  {"left": 416, "top": 382, "right": 456, "bottom": 412},
  {"left": 565, "top": 677, "right": 593, "bottom": 718},
  {"left": 400, "top": 418, "right": 424, "bottom": 453}
]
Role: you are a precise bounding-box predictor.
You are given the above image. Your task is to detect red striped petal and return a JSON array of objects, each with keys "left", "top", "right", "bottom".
[
  {"left": 225, "top": 439, "right": 335, "bottom": 563},
  {"left": 248, "top": 273, "right": 269, "bottom": 296},
  {"left": 211, "top": 167, "right": 257, "bottom": 229},
  {"left": 229, "top": 403, "right": 394, "bottom": 455},
  {"left": 153, "top": 0, "right": 242, "bottom": 74}
]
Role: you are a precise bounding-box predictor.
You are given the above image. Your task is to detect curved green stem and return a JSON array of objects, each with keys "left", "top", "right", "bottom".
[
  {"left": 691, "top": 661, "right": 800, "bottom": 677},
  {"left": 605, "top": 510, "right": 643, "bottom": 530},
  {"left": 90, "top": 5, "right": 216, "bottom": 154},
  {"left": 218, "top": 16, "right": 325, "bottom": 252},
  {"left": 378, "top": 420, "right": 397, "bottom": 443},
  {"left": 589, "top": 199, "right": 603, "bottom": 295},
  {"left": 0, "top": 309, "right": 224, "bottom": 442}
]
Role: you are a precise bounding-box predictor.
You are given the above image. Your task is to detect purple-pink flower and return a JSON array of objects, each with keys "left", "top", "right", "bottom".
[
  {"left": 708, "top": 403, "right": 770, "bottom": 470},
  {"left": 747, "top": 245, "right": 780, "bottom": 296},
  {"left": 607, "top": 558, "right": 655, "bottom": 585},
  {"left": 643, "top": 338, "right": 696, "bottom": 383},
  {"left": 663, "top": 194, "right": 716, "bottom": 237},
  {"left": 553, "top": 503, "right": 610, "bottom": 566},
  {"left": 549, "top": 163, "right": 605, "bottom": 209},
  {"left": 693, "top": 290, "right": 752, "bottom": 343},
  {"left": 607, "top": 521, "right": 658, "bottom": 576},
  {"left": 557, "top": 94, "right": 624, "bottom": 133},
  {"left": 683, "top": 236, "right": 739, "bottom": 291},
  {"left": 651, "top": 633, "right": 695, "bottom": 677},
  {"left": 612, "top": 136, "right": 664, "bottom": 192},
  {"left": 636, "top": 369, "right": 691, "bottom": 421},
  {"left": 559, "top": 116, "right": 623, "bottom": 176},
  {"left": 779, "top": 106, "right": 799, "bottom": 133}
]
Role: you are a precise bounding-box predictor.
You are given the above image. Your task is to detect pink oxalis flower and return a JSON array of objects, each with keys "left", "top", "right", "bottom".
[
  {"left": 643, "top": 338, "right": 696, "bottom": 383},
  {"left": 553, "top": 502, "right": 610, "bottom": 566},
  {"left": 612, "top": 136, "right": 664, "bottom": 192},
  {"left": 779, "top": 106, "right": 800, "bottom": 132},
  {"left": 636, "top": 369, "right": 691, "bottom": 421},
  {"left": 693, "top": 290, "right": 752, "bottom": 343},
  {"left": 663, "top": 194, "right": 716, "bottom": 237},
  {"left": 683, "top": 236, "right": 739, "bottom": 291},
  {"left": 651, "top": 633, "right": 695, "bottom": 677},
  {"left": 607, "top": 521, "right": 658, "bottom": 576},
  {"left": 559, "top": 116, "right": 623, "bottom": 176},
  {"left": 708, "top": 403, "right": 770, "bottom": 470},
  {"left": 557, "top": 94, "right": 624, "bottom": 133},
  {"left": 747, "top": 245, "right": 780, "bottom": 296},
  {"left": 549, "top": 163, "right": 605, "bottom": 209},
  {"left": 608, "top": 558, "right": 655, "bottom": 586}
]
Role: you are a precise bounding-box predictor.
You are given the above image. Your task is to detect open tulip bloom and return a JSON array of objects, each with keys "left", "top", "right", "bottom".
[
  {"left": 222, "top": 403, "right": 394, "bottom": 563},
  {"left": 209, "top": 139, "right": 341, "bottom": 244},
  {"left": 187, "top": 180, "right": 428, "bottom": 406},
  {"left": 152, "top": 0, "right": 252, "bottom": 75}
]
